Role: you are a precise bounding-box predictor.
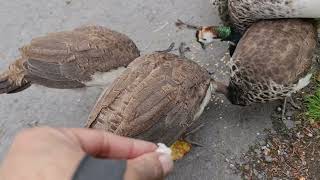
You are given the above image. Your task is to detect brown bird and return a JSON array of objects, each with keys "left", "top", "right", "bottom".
[
  {"left": 85, "top": 43, "right": 213, "bottom": 146},
  {"left": 217, "top": 19, "right": 317, "bottom": 118},
  {"left": 0, "top": 25, "right": 140, "bottom": 94}
]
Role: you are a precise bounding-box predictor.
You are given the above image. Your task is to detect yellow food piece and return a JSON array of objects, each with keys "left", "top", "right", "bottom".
[{"left": 170, "top": 140, "right": 192, "bottom": 161}]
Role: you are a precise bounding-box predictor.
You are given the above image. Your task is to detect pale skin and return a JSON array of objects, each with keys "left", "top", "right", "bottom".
[{"left": 0, "top": 127, "right": 174, "bottom": 180}]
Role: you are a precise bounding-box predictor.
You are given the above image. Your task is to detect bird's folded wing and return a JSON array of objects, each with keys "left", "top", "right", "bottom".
[{"left": 24, "top": 59, "right": 85, "bottom": 88}]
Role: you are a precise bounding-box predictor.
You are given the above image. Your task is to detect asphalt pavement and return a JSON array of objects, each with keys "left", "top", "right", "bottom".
[{"left": 0, "top": 0, "right": 275, "bottom": 179}]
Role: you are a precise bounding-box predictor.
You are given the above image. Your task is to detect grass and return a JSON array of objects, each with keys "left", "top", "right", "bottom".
[{"left": 306, "top": 84, "right": 320, "bottom": 121}]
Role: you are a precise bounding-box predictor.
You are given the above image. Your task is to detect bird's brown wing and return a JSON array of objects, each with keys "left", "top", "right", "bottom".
[
  {"left": 24, "top": 59, "right": 85, "bottom": 88},
  {"left": 232, "top": 19, "right": 317, "bottom": 85},
  {"left": 86, "top": 52, "right": 210, "bottom": 145},
  {"left": 20, "top": 26, "right": 140, "bottom": 88}
]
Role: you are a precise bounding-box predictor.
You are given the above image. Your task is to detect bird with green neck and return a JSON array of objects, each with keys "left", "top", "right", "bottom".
[
  {"left": 175, "top": 19, "right": 242, "bottom": 56},
  {"left": 216, "top": 26, "right": 232, "bottom": 39},
  {"left": 195, "top": 26, "right": 241, "bottom": 53}
]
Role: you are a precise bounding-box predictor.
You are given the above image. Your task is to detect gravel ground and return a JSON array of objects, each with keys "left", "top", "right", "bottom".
[{"left": 0, "top": 0, "right": 274, "bottom": 179}]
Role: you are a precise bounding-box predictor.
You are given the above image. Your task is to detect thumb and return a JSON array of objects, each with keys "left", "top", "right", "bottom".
[{"left": 124, "top": 152, "right": 174, "bottom": 180}]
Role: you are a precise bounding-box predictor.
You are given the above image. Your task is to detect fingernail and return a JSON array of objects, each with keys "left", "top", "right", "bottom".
[{"left": 158, "top": 153, "right": 174, "bottom": 175}]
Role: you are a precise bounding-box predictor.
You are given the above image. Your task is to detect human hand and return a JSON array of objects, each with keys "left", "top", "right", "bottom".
[{"left": 0, "top": 127, "right": 174, "bottom": 180}]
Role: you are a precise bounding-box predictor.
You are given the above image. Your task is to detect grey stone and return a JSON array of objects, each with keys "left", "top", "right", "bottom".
[
  {"left": 283, "top": 119, "right": 295, "bottom": 129},
  {"left": 277, "top": 106, "right": 282, "bottom": 112}
]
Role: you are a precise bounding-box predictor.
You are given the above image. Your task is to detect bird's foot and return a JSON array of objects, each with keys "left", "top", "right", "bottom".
[
  {"left": 288, "top": 96, "right": 301, "bottom": 110},
  {"left": 183, "top": 137, "right": 204, "bottom": 147},
  {"left": 182, "top": 123, "right": 205, "bottom": 147},
  {"left": 156, "top": 42, "right": 191, "bottom": 58},
  {"left": 27, "top": 121, "right": 39, "bottom": 127},
  {"left": 178, "top": 42, "right": 191, "bottom": 58},
  {"left": 281, "top": 96, "right": 301, "bottom": 120},
  {"left": 156, "top": 42, "right": 175, "bottom": 53},
  {"left": 281, "top": 97, "right": 288, "bottom": 120}
]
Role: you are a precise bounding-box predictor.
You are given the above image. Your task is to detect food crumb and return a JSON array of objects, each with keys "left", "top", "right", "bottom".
[{"left": 156, "top": 143, "right": 172, "bottom": 156}]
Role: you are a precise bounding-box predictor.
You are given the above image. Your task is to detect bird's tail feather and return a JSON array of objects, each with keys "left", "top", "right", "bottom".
[{"left": 0, "top": 58, "right": 30, "bottom": 94}]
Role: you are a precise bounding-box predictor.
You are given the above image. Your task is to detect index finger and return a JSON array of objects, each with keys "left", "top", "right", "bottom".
[{"left": 65, "top": 128, "right": 157, "bottom": 159}]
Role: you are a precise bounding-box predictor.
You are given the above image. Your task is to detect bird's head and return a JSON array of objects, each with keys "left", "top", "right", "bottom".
[
  {"left": 175, "top": 19, "right": 232, "bottom": 50},
  {"left": 196, "top": 26, "right": 232, "bottom": 49},
  {"left": 196, "top": 26, "right": 219, "bottom": 49}
]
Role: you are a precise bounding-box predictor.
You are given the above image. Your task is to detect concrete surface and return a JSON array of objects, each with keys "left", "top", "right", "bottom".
[{"left": 0, "top": 0, "right": 274, "bottom": 179}]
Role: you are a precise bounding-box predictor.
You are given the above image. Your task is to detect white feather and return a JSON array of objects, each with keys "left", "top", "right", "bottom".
[
  {"left": 193, "top": 84, "right": 212, "bottom": 121},
  {"left": 198, "top": 31, "right": 215, "bottom": 44},
  {"left": 85, "top": 67, "right": 126, "bottom": 87},
  {"left": 293, "top": 73, "right": 312, "bottom": 92}
]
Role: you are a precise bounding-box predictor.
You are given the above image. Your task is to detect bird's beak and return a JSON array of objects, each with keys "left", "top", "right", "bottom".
[{"left": 200, "top": 43, "right": 206, "bottom": 50}]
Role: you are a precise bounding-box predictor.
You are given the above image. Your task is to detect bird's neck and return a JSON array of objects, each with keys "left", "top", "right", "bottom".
[{"left": 215, "top": 26, "right": 232, "bottom": 39}]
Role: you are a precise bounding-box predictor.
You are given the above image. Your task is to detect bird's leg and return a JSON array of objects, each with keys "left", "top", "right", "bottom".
[
  {"left": 156, "top": 42, "right": 175, "bottom": 53},
  {"left": 185, "top": 123, "right": 205, "bottom": 137},
  {"left": 281, "top": 96, "right": 301, "bottom": 120},
  {"left": 281, "top": 97, "right": 288, "bottom": 120},
  {"left": 288, "top": 96, "right": 301, "bottom": 110},
  {"left": 183, "top": 137, "right": 204, "bottom": 147},
  {"left": 27, "top": 121, "right": 39, "bottom": 127},
  {"left": 178, "top": 42, "right": 191, "bottom": 58},
  {"left": 182, "top": 123, "right": 205, "bottom": 147}
]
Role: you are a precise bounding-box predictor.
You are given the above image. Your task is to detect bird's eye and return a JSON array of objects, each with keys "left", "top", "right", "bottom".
[{"left": 202, "top": 38, "right": 207, "bottom": 41}]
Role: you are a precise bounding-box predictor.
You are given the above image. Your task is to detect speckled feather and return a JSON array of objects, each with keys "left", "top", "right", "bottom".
[
  {"left": 227, "top": 0, "right": 320, "bottom": 31},
  {"left": 86, "top": 52, "right": 211, "bottom": 145},
  {"left": 21, "top": 25, "right": 140, "bottom": 88},
  {"left": 228, "top": 19, "right": 317, "bottom": 105},
  {"left": 228, "top": 0, "right": 294, "bottom": 30}
]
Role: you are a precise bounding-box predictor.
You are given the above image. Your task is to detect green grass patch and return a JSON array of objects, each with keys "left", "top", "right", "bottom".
[{"left": 306, "top": 85, "right": 320, "bottom": 121}]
